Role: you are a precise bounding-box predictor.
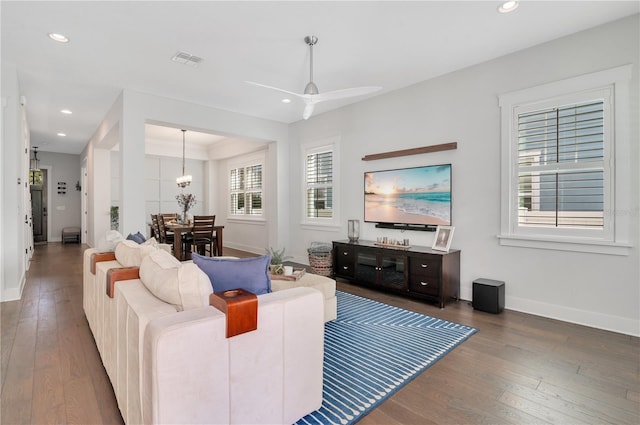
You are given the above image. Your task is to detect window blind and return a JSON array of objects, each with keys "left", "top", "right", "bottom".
[
  {"left": 517, "top": 100, "right": 604, "bottom": 229},
  {"left": 306, "top": 150, "right": 333, "bottom": 218},
  {"left": 229, "top": 164, "right": 262, "bottom": 216}
]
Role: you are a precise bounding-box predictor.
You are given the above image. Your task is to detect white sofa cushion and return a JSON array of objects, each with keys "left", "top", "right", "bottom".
[
  {"left": 115, "top": 239, "right": 157, "bottom": 267},
  {"left": 139, "top": 249, "right": 212, "bottom": 311}
]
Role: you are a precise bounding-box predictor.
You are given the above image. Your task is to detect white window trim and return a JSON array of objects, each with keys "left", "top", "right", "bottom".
[
  {"left": 301, "top": 136, "right": 340, "bottom": 228},
  {"left": 498, "top": 64, "right": 633, "bottom": 256},
  {"left": 228, "top": 151, "right": 265, "bottom": 220}
]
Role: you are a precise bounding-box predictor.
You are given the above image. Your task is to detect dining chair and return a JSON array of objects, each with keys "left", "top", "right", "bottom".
[
  {"left": 150, "top": 214, "right": 161, "bottom": 240},
  {"left": 188, "top": 215, "right": 216, "bottom": 256},
  {"left": 158, "top": 213, "right": 177, "bottom": 246}
]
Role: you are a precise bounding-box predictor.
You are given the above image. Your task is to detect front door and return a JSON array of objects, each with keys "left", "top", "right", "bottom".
[{"left": 30, "top": 169, "right": 47, "bottom": 243}]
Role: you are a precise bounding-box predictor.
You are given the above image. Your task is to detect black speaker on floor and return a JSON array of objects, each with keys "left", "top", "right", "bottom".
[{"left": 472, "top": 278, "right": 505, "bottom": 314}]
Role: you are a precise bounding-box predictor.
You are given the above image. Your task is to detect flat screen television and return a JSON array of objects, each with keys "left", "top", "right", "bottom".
[{"left": 364, "top": 164, "right": 451, "bottom": 230}]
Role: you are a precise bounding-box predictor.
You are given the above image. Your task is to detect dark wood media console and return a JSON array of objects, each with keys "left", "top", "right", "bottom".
[{"left": 333, "top": 240, "right": 460, "bottom": 308}]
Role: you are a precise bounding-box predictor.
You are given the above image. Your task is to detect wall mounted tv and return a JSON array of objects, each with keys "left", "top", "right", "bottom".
[{"left": 364, "top": 164, "right": 451, "bottom": 231}]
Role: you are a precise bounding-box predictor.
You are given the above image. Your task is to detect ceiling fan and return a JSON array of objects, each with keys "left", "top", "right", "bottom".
[{"left": 246, "top": 36, "right": 382, "bottom": 120}]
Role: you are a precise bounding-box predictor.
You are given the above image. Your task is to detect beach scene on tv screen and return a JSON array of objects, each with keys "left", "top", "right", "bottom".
[{"left": 365, "top": 165, "right": 451, "bottom": 225}]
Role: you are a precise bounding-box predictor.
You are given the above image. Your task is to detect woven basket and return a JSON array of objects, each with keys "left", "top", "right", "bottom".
[{"left": 308, "top": 251, "right": 333, "bottom": 277}]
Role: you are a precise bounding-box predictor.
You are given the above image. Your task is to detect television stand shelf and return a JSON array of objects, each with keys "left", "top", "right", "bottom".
[{"left": 333, "top": 240, "right": 460, "bottom": 308}]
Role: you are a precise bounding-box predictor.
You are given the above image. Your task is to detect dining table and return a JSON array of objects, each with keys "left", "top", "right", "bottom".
[{"left": 165, "top": 222, "right": 224, "bottom": 260}]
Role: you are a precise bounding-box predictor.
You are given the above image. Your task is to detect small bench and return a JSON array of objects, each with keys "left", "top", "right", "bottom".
[{"left": 62, "top": 227, "right": 81, "bottom": 244}]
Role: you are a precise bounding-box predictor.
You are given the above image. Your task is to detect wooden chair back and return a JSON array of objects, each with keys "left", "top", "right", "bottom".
[
  {"left": 158, "top": 213, "right": 177, "bottom": 244},
  {"left": 150, "top": 214, "right": 160, "bottom": 240},
  {"left": 191, "top": 215, "right": 216, "bottom": 256}
]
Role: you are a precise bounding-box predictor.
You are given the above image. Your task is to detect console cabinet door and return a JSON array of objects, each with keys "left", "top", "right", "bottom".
[
  {"left": 378, "top": 253, "right": 407, "bottom": 291},
  {"left": 355, "top": 249, "right": 378, "bottom": 285},
  {"left": 355, "top": 248, "right": 407, "bottom": 290}
]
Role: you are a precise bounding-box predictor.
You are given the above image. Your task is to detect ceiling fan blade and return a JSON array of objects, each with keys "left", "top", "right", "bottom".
[
  {"left": 313, "top": 86, "right": 382, "bottom": 102},
  {"left": 302, "top": 103, "right": 315, "bottom": 120},
  {"left": 245, "top": 81, "right": 304, "bottom": 98}
]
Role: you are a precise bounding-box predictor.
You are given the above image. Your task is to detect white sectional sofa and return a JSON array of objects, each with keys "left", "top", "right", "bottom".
[{"left": 83, "top": 242, "right": 324, "bottom": 424}]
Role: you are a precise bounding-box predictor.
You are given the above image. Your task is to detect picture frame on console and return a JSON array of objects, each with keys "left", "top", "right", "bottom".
[{"left": 432, "top": 225, "right": 455, "bottom": 252}]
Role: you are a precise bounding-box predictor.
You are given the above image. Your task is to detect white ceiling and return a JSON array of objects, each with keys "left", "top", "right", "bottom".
[{"left": 2, "top": 1, "right": 638, "bottom": 155}]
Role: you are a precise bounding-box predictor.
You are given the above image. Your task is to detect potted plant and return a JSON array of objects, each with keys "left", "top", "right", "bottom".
[
  {"left": 266, "top": 247, "right": 292, "bottom": 275},
  {"left": 176, "top": 193, "right": 196, "bottom": 223},
  {"left": 110, "top": 206, "right": 119, "bottom": 231}
]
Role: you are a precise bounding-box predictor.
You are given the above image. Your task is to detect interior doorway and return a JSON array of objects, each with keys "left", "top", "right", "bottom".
[{"left": 30, "top": 168, "right": 47, "bottom": 244}]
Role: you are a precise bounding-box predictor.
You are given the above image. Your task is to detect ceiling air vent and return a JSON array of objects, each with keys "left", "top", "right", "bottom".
[{"left": 171, "top": 51, "right": 203, "bottom": 68}]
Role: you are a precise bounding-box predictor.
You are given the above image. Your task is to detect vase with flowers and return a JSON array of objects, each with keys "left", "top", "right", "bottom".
[{"left": 176, "top": 193, "right": 196, "bottom": 224}]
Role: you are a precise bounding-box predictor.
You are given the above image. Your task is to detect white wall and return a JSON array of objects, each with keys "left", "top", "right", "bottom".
[
  {"left": 1, "top": 62, "right": 28, "bottom": 301},
  {"left": 215, "top": 148, "right": 271, "bottom": 254},
  {"left": 111, "top": 151, "right": 206, "bottom": 236},
  {"left": 37, "top": 152, "right": 82, "bottom": 242},
  {"left": 288, "top": 15, "right": 639, "bottom": 335}
]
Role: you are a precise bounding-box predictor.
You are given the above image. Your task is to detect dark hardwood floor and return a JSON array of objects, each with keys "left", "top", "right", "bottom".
[{"left": 1, "top": 243, "right": 638, "bottom": 424}]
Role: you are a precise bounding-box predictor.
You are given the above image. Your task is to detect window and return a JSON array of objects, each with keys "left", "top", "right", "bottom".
[
  {"left": 29, "top": 170, "right": 43, "bottom": 185},
  {"left": 499, "top": 65, "right": 632, "bottom": 255},
  {"left": 230, "top": 164, "right": 262, "bottom": 216},
  {"left": 302, "top": 137, "right": 340, "bottom": 227},
  {"left": 305, "top": 149, "right": 333, "bottom": 219},
  {"left": 517, "top": 99, "right": 606, "bottom": 231}
]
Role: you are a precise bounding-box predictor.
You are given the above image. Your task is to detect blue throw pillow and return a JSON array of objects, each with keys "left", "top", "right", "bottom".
[
  {"left": 126, "top": 232, "right": 145, "bottom": 244},
  {"left": 135, "top": 231, "right": 147, "bottom": 243},
  {"left": 192, "top": 254, "right": 272, "bottom": 295}
]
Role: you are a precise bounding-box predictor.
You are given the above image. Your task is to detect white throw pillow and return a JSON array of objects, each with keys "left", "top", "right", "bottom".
[
  {"left": 142, "top": 236, "right": 159, "bottom": 248},
  {"left": 139, "top": 249, "right": 212, "bottom": 311},
  {"left": 96, "top": 230, "right": 124, "bottom": 253},
  {"left": 115, "top": 240, "right": 157, "bottom": 267}
]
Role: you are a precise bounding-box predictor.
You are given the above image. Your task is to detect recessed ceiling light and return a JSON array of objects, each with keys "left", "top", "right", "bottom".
[
  {"left": 498, "top": 1, "right": 519, "bottom": 13},
  {"left": 48, "top": 33, "right": 69, "bottom": 43},
  {"left": 60, "top": 109, "right": 72, "bottom": 115},
  {"left": 57, "top": 133, "right": 66, "bottom": 137},
  {"left": 281, "top": 98, "right": 291, "bottom": 104}
]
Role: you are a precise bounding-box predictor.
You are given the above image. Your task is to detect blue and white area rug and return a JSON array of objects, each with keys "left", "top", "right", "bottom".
[{"left": 295, "top": 291, "right": 477, "bottom": 425}]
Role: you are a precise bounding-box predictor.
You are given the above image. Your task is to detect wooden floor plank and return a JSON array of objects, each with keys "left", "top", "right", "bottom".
[
  {"left": 538, "top": 381, "right": 639, "bottom": 424},
  {"left": 1, "top": 243, "right": 638, "bottom": 425},
  {"left": 31, "top": 365, "right": 66, "bottom": 424},
  {"left": 63, "top": 376, "right": 104, "bottom": 424}
]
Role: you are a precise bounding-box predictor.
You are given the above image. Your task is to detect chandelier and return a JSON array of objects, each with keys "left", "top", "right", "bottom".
[
  {"left": 176, "top": 129, "right": 192, "bottom": 188},
  {"left": 30, "top": 146, "right": 40, "bottom": 172},
  {"left": 30, "top": 147, "right": 42, "bottom": 185}
]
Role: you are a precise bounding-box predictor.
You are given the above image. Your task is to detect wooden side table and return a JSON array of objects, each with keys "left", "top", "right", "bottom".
[{"left": 209, "top": 289, "right": 257, "bottom": 338}]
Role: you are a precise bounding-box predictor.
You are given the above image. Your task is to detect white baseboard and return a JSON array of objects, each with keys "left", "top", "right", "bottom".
[
  {"left": 507, "top": 295, "right": 639, "bottom": 337},
  {"left": 1, "top": 274, "right": 25, "bottom": 302},
  {"left": 223, "top": 242, "right": 263, "bottom": 256}
]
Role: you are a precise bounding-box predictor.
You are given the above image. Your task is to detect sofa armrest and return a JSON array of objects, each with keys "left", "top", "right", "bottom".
[
  {"left": 106, "top": 267, "right": 140, "bottom": 298},
  {"left": 91, "top": 251, "right": 117, "bottom": 274}
]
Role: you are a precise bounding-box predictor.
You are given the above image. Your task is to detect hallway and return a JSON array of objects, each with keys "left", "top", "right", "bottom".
[{"left": 1, "top": 243, "right": 123, "bottom": 424}]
